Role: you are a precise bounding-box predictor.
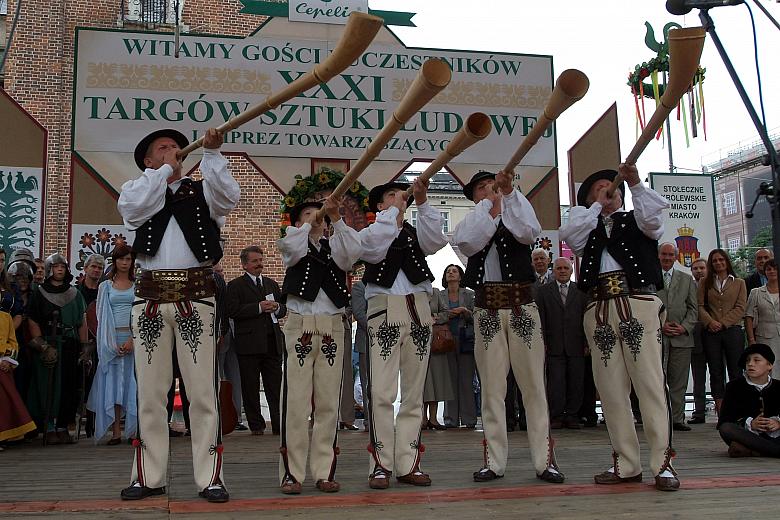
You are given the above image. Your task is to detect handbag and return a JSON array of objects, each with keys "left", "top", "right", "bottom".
[
  {"left": 459, "top": 324, "right": 475, "bottom": 354},
  {"left": 431, "top": 323, "right": 456, "bottom": 354}
]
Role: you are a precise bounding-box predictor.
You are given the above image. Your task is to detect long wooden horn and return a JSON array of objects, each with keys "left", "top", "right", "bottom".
[
  {"left": 607, "top": 26, "right": 706, "bottom": 195},
  {"left": 405, "top": 112, "right": 493, "bottom": 196},
  {"left": 178, "top": 11, "right": 384, "bottom": 157},
  {"left": 316, "top": 58, "right": 452, "bottom": 219},
  {"left": 504, "top": 69, "right": 589, "bottom": 171}
]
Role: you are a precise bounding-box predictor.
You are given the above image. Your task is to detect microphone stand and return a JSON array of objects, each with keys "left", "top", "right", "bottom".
[{"left": 698, "top": 8, "right": 780, "bottom": 262}]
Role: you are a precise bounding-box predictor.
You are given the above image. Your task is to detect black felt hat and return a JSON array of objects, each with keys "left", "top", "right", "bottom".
[
  {"left": 134, "top": 129, "right": 189, "bottom": 171},
  {"left": 739, "top": 343, "right": 775, "bottom": 368},
  {"left": 463, "top": 171, "right": 496, "bottom": 202},
  {"left": 368, "top": 181, "right": 411, "bottom": 213},
  {"left": 289, "top": 201, "right": 324, "bottom": 227},
  {"left": 576, "top": 169, "right": 626, "bottom": 208}
]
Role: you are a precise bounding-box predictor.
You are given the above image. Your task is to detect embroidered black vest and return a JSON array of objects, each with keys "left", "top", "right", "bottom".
[
  {"left": 281, "top": 239, "right": 349, "bottom": 308},
  {"left": 132, "top": 179, "right": 223, "bottom": 264},
  {"left": 462, "top": 221, "right": 535, "bottom": 289},
  {"left": 577, "top": 211, "right": 662, "bottom": 292},
  {"left": 362, "top": 223, "right": 433, "bottom": 288}
]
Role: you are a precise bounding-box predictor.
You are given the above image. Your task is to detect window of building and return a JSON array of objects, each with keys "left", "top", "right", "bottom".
[
  {"left": 440, "top": 211, "right": 450, "bottom": 233},
  {"left": 723, "top": 191, "right": 737, "bottom": 216},
  {"left": 410, "top": 210, "right": 418, "bottom": 228},
  {"left": 727, "top": 236, "right": 741, "bottom": 253},
  {"left": 1, "top": 0, "right": 7, "bottom": 15},
  {"left": 125, "top": 0, "right": 183, "bottom": 25}
]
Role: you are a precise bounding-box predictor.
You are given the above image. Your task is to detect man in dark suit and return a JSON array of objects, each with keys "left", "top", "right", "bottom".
[
  {"left": 537, "top": 257, "right": 588, "bottom": 429},
  {"left": 226, "top": 245, "right": 286, "bottom": 435},
  {"left": 745, "top": 248, "right": 773, "bottom": 295}
]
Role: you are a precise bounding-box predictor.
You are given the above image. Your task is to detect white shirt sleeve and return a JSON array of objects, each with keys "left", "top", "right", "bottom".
[
  {"left": 117, "top": 164, "right": 173, "bottom": 230},
  {"left": 277, "top": 223, "right": 312, "bottom": 268},
  {"left": 559, "top": 203, "right": 603, "bottom": 256},
  {"left": 501, "top": 189, "right": 542, "bottom": 245},
  {"left": 330, "top": 219, "right": 363, "bottom": 271},
  {"left": 358, "top": 207, "right": 401, "bottom": 264},
  {"left": 200, "top": 149, "right": 241, "bottom": 225},
  {"left": 630, "top": 182, "right": 668, "bottom": 240},
  {"left": 414, "top": 202, "right": 448, "bottom": 256},
  {"left": 452, "top": 199, "right": 498, "bottom": 257}
]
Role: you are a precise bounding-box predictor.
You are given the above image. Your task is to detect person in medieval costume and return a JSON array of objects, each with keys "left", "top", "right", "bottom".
[
  {"left": 275, "top": 197, "right": 362, "bottom": 494},
  {"left": 359, "top": 179, "right": 447, "bottom": 489},
  {"left": 0, "top": 308, "right": 37, "bottom": 445},
  {"left": 77, "top": 253, "right": 105, "bottom": 438},
  {"left": 560, "top": 164, "right": 679, "bottom": 491},
  {"left": 5, "top": 248, "right": 38, "bottom": 404},
  {"left": 452, "top": 169, "right": 564, "bottom": 485},
  {"left": 26, "top": 253, "right": 90, "bottom": 445},
  {"left": 117, "top": 128, "right": 239, "bottom": 503}
]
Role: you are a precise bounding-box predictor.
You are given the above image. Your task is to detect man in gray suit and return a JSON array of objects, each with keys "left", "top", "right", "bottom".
[
  {"left": 537, "top": 257, "right": 588, "bottom": 429},
  {"left": 657, "top": 242, "right": 698, "bottom": 431},
  {"left": 351, "top": 280, "right": 370, "bottom": 431}
]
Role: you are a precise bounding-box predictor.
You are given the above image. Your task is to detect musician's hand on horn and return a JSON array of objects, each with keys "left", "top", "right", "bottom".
[
  {"left": 412, "top": 177, "right": 429, "bottom": 206},
  {"left": 618, "top": 163, "right": 640, "bottom": 187},
  {"left": 323, "top": 196, "right": 342, "bottom": 223},
  {"left": 203, "top": 128, "right": 224, "bottom": 150},
  {"left": 596, "top": 185, "right": 621, "bottom": 216},
  {"left": 495, "top": 169, "right": 515, "bottom": 196}
]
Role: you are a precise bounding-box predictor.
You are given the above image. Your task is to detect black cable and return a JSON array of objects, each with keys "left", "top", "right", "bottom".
[
  {"left": 744, "top": 2, "right": 768, "bottom": 133},
  {"left": 0, "top": 0, "right": 23, "bottom": 77}
]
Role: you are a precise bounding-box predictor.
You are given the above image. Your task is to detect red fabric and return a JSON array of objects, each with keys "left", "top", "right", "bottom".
[{"left": 0, "top": 370, "right": 36, "bottom": 441}]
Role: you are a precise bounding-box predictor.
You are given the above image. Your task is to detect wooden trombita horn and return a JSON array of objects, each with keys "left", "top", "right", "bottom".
[
  {"left": 606, "top": 26, "right": 706, "bottom": 196},
  {"left": 177, "top": 11, "right": 384, "bottom": 157},
  {"left": 315, "top": 58, "right": 452, "bottom": 219},
  {"left": 504, "top": 69, "right": 590, "bottom": 172},
  {"left": 404, "top": 112, "right": 493, "bottom": 197}
]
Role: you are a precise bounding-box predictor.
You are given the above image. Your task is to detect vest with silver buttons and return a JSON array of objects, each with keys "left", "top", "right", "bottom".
[
  {"left": 281, "top": 238, "right": 349, "bottom": 308},
  {"left": 577, "top": 211, "right": 662, "bottom": 292},
  {"left": 462, "top": 221, "right": 534, "bottom": 289},
  {"left": 362, "top": 223, "right": 433, "bottom": 288},
  {"left": 132, "top": 179, "right": 223, "bottom": 264}
]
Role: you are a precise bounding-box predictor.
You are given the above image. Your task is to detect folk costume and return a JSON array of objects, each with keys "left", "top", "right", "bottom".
[
  {"left": 452, "top": 171, "right": 563, "bottom": 483},
  {"left": 117, "top": 129, "right": 240, "bottom": 502},
  {"left": 560, "top": 169, "right": 678, "bottom": 491},
  {"left": 360, "top": 181, "right": 447, "bottom": 488},
  {"left": 26, "top": 254, "right": 88, "bottom": 444},
  {"left": 276, "top": 201, "right": 362, "bottom": 493},
  {"left": 0, "top": 310, "right": 37, "bottom": 442}
]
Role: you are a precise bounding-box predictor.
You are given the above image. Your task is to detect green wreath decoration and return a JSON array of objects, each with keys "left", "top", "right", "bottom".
[
  {"left": 279, "top": 167, "right": 372, "bottom": 236},
  {"left": 627, "top": 55, "right": 706, "bottom": 99}
]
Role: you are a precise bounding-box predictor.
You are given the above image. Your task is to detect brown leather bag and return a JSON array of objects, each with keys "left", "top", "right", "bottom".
[{"left": 430, "top": 323, "right": 456, "bottom": 354}]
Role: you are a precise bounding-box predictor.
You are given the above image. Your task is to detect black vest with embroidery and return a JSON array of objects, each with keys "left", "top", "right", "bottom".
[
  {"left": 132, "top": 179, "right": 223, "bottom": 264},
  {"left": 281, "top": 239, "right": 349, "bottom": 308},
  {"left": 362, "top": 223, "right": 433, "bottom": 288},
  {"left": 577, "top": 211, "right": 662, "bottom": 292},
  {"left": 462, "top": 221, "right": 535, "bottom": 289}
]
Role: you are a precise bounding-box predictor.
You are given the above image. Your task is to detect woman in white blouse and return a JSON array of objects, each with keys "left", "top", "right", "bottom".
[{"left": 745, "top": 259, "right": 780, "bottom": 378}]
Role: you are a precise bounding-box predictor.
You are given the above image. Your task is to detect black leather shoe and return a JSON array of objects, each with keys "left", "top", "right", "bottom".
[
  {"left": 121, "top": 483, "right": 166, "bottom": 500},
  {"left": 537, "top": 469, "right": 565, "bottom": 484},
  {"left": 673, "top": 422, "right": 692, "bottom": 432},
  {"left": 688, "top": 417, "right": 705, "bottom": 424},
  {"left": 473, "top": 468, "right": 503, "bottom": 482},
  {"left": 235, "top": 423, "right": 249, "bottom": 431},
  {"left": 199, "top": 484, "right": 229, "bottom": 503}
]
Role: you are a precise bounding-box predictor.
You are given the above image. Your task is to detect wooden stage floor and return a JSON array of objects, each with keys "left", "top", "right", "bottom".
[{"left": 2, "top": 419, "right": 779, "bottom": 519}]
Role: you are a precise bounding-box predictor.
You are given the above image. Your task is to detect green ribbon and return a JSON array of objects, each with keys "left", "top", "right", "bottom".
[{"left": 239, "top": 1, "right": 416, "bottom": 26}]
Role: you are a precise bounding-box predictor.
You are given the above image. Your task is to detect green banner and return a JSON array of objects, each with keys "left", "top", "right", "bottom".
[{"left": 238, "top": 1, "right": 416, "bottom": 27}]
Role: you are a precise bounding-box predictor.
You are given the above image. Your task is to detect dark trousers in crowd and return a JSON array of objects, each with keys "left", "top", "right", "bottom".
[
  {"left": 702, "top": 326, "right": 744, "bottom": 399},
  {"left": 546, "top": 354, "right": 584, "bottom": 422},
  {"left": 719, "top": 422, "right": 780, "bottom": 457},
  {"left": 690, "top": 349, "right": 708, "bottom": 420},
  {"left": 237, "top": 347, "right": 282, "bottom": 434},
  {"left": 578, "top": 355, "right": 598, "bottom": 426},
  {"left": 505, "top": 369, "right": 525, "bottom": 430},
  {"left": 56, "top": 342, "right": 81, "bottom": 431}
]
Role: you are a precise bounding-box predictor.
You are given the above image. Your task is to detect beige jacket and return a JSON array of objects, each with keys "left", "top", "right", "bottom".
[{"left": 697, "top": 276, "right": 746, "bottom": 328}]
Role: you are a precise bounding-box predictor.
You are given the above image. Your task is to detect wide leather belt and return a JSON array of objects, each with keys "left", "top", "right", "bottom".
[
  {"left": 590, "top": 270, "right": 656, "bottom": 301},
  {"left": 135, "top": 267, "right": 215, "bottom": 303},
  {"left": 475, "top": 281, "right": 534, "bottom": 310}
]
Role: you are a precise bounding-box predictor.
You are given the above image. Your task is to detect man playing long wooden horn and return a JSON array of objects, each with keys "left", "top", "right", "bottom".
[
  {"left": 360, "top": 178, "right": 447, "bottom": 489},
  {"left": 452, "top": 169, "right": 564, "bottom": 484},
  {"left": 276, "top": 197, "right": 362, "bottom": 495},
  {"left": 560, "top": 163, "right": 679, "bottom": 491},
  {"left": 117, "top": 127, "right": 239, "bottom": 503}
]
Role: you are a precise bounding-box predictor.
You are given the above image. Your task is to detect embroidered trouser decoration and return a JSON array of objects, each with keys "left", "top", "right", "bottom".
[
  {"left": 130, "top": 297, "right": 222, "bottom": 491},
  {"left": 584, "top": 295, "right": 673, "bottom": 477},
  {"left": 473, "top": 304, "right": 553, "bottom": 475}
]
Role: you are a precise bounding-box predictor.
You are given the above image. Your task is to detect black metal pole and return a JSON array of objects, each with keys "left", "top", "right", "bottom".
[{"left": 698, "top": 8, "right": 780, "bottom": 262}]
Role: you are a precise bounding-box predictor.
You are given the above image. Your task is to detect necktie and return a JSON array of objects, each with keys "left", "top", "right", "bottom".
[
  {"left": 602, "top": 216, "right": 614, "bottom": 238},
  {"left": 664, "top": 271, "right": 671, "bottom": 289},
  {"left": 256, "top": 276, "right": 264, "bottom": 291},
  {"left": 560, "top": 283, "right": 568, "bottom": 304}
]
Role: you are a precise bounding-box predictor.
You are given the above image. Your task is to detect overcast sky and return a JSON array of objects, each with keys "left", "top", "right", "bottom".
[{"left": 372, "top": 0, "right": 780, "bottom": 204}]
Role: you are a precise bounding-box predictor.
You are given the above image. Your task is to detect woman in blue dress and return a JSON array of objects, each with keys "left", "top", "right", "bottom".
[{"left": 87, "top": 244, "right": 138, "bottom": 444}]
